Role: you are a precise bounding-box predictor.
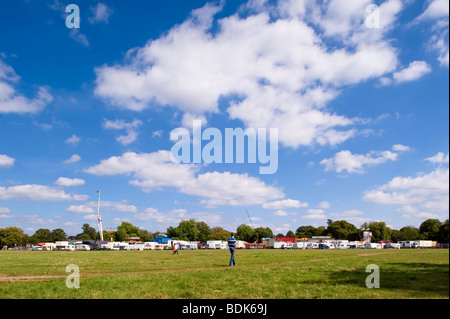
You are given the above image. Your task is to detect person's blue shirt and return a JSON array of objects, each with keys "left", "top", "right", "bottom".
[{"left": 228, "top": 237, "right": 236, "bottom": 248}]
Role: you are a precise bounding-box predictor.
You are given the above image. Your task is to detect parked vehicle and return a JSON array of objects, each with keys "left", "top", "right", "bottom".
[
  {"left": 31, "top": 245, "right": 42, "bottom": 251},
  {"left": 74, "top": 244, "right": 91, "bottom": 251}
]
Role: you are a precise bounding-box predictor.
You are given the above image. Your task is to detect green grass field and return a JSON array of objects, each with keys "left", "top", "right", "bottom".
[{"left": 0, "top": 249, "right": 448, "bottom": 299}]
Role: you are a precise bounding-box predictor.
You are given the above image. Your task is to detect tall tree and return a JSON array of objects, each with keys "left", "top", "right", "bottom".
[
  {"left": 437, "top": 219, "right": 449, "bottom": 244},
  {"left": 116, "top": 222, "right": 141, "bottom": 241},
  {"left": 286, "top": 230, "right": 295, "bottom": 238},
  {"left": 210, "top": 227, "right": 230, "bottom": 241},
  {"left": 51, "top": 228, "right": 68, "bottom": 242},
  {"left": 76, "top": 224, "right": 98, "bottom": 240},
  {"left": 296, "top": 226, "right": 321, "bottom": 238},
  {"left": 236, "top": 224, "right": 255, "bottom": 242},
  {"left": 397, "top": 226, "right": 421, "bottom": 241},
  {"left": 326, "top": 220, "right": 357, "bottom": 240},
  {"left": 419, "top": 219, "right": 442, "bottom": 241},
  {"left": 31, "top": 229, "right": 53, "bottom": 243},
  {"left": 0, "top": 227, "right": 27, "bottom": 247},
  {"left": 254, "top": 227, "right": 274, "bottom": 241},
  {"left": 368, "top": 222, "right": 390, "bottom": 242},
  {"left": 196, "top": 221, "right": 211, "bottom": 242}
]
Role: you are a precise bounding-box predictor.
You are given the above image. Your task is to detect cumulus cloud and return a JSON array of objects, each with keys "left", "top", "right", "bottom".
[
  {"left": 66, "top": 134, "right": 81, "bottom": 145},
  {"left": 363, "top": 167, "right": 449, "bottom": 216},
  {"left": 84, "top": 151, "right": 284, "bottom": 207},
  {"left": 303, "top": 209, "right": 327, "bottom": 220},
  {"left": 102, "top": 118, "right": 143, "bottom": 145},
  {"left": 67, "top": 200, "right": 138, "bottom": 214},
  {"left": 0, "top": 184, "right": 88, "bottom": 201},
  {"left": 262, "top": 199, "right": 308, "bottom": 209},
  {"left": 320, "top": 148, "right": 401, "bottom": 174},
  {"left": 54, "top": 177, "right": 85, "bottom": 187},
  {"left": 64, "top": 154, "right": 81, "bottom": 164},
  {"left": 89, "top": 3, "right": 113, "bottom": 24},
  {"left": 392, "top": 61, "right": 432, "bottom": 83},
  {"left": 94, "top": 0, "right": 403, "bottom": 149},
  {"left": 413, "top": 0, "right": 449, "bottom": 67},
  {"left": 0, "top": 154, "right": 15, "bottom": 168},
  {"left": 426, "top": 152, "right": 449, "bottom": 164}
]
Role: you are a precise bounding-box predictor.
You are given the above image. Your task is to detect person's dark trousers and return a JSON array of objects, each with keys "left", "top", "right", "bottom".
[{"left": 229, "top": 247, "right": 236, "bottom": 266}]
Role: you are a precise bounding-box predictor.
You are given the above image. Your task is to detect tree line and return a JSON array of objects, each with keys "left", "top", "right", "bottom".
[{"left": 1, "top": 218, "right": 448, "bottom": 247}]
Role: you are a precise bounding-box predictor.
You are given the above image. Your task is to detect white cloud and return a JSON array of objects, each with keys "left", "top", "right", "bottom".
[
  {"left": 273, "top": 210, "right": 297, "bottom": 217},
  {"left": 94, "top": 0, "right": 401, "bottom": 149},
  {"left": 317, "top": 201, "right": 331, "bottom": 209},
  {"left": 66, "top": 204, "right": 95, "bottom": 214},
  {"left": 0, "top": 184, "right": 87, "bottom": 201},
  {"left": 67, "top": 200, "right": 138, "bottom": 214},
  {"left": 392, "top": 61, "right": 432, "bottom": 83},
  {"left": 134, "top": 207, "right": 189, "bottom": 224},
  {"left": 426, "top": 152, "right": 449, "bottom": 164},
  {"left": 0, "top": 207, "right": 10, "bottom": 214},
  {"left": 0, "top": 154, "right": 15, "bottom": 168},
  {"left": 303, "top": 208, "right": 327, "bottom": 220},
  {"left": 413, "top": 0, "right": 449, "bottom": 67},
  {"left": 102, "top": 118, "right": 143, "bottom": 145},
  {"left": 84, "top": 151, "right": 284, "bottom": 207},
  {"left": 320, "top": 149, "right": 399, "bottom": 174},
  {"left": 392, "top": 144, "right": 411, "bottom": 152},
  {"left": 66, "top": 134, "right": 81, "bottom": 145},
  {"left": 69, "top": 29, "right": 89, "bottom": 47},
  {"left": 54, "top": 177, "right": 85, "bottom": 187},
  {"left": 363, "top": 167, "right": 449, "bottom": 213},
  {"left": 89, "top": 3, "right": 113, "bottom": 24},
  {"left": 262, "top": 199, "right": 308, "bottom": 210},
  {"left": 64, "top": 154, "right": 81, "bottom": 164},
  {"left": 0, "top": 79, "right": 52, "bottom": 114}
]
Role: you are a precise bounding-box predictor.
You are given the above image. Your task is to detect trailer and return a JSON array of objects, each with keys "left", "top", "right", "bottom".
[
  {"left": 399, "top": 241, "right": 419, "bottom": 249},
  {"left": 74, "top": 244, "right": 91, "bottom": 251},
  {"left": 293, "top": 242, "right": 307, "bottom": 249},
  {"left": 416, "top": 240, "right": 433, "bottom": 248},
  {"left": 207, "top": 240, "right": 228, "bottom": 249}
]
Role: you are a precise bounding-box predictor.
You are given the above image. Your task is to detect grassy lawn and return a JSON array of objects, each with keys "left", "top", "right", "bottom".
[{"left": 0, "top": 249, "right": 448, "bottom": 299}]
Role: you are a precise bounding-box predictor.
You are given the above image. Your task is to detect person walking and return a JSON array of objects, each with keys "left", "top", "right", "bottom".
[{"left": 228, "top": 233, "right": 237, "bottom": 267}]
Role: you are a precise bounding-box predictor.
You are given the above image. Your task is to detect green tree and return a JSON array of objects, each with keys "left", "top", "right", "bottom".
[
  {"left": 326, "top": 220, "right": 357, "bottom": 240},
  {"left": 397, "top": 226, "right": 421, "bottom": 241},
  {"left": 0, "top": 227, "right": 28, "bottom": 247},
  {"left": 196, "top": 221, "right": 211, "bottom": 242},
  {"left": 116, "top": 222, "right": 141, "bottom": 241},
  {"left": 166, "top": 226, "right": 180, "bottom": 239},
  {"left": 31, "top": 228, "right": 53, "bottom": 243},
  {"left": 368, "top": 222, "right": 390, "bottom": 242},
  {"left": 286, "top": 230, "right": 295, "bottom": 238},
  {"left": 296, "top": 226, "right": 321, "bottom": 238},
  {"left": 76, "top": 224, "right": 97, "bottom": 240},
  {"left": 210, "top": 227, "right": 230, "bottom": 241},
  {"left": 236, "top": 224, "right": 255, "bottom": 242},
  {"left": 275, "top": 233, "right": 284, "bottom": 237},
  {"left": 254, "top": 227, "right": 274, "bottom": 241},
  {"left": 51, "top": 228, "right": 67, "bottom": 242},
  {"left": 419, "top": 219, "right": 442, "bottom": 241},
  {"left": 174, "top": 219, "right": 198, "bottom": 241},
  {"left": 138, "top": 229, "right": 154, "bottom": 242},
  {"left": 437, "top": 219, "right": 449, "bottom": 244}
]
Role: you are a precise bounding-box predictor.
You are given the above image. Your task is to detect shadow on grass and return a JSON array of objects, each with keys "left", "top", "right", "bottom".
[{"left": 326, "top": 262, "right": 449, "bottom": 297}]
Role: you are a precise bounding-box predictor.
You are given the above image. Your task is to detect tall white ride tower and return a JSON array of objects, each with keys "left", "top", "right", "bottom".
[{"left": 97, "top": 190, "right": 104, "bottom": 241}]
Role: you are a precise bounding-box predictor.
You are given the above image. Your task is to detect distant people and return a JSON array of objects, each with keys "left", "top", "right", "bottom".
[
  {"left": 173, "top": 242, "right": 178, "bottom": 255},
  {"left": 228, "top": 233, "right": 237, "bottom": 267}
]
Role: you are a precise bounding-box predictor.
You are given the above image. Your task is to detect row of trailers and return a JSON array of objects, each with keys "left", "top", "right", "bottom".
[{"left": 29, "top": 240, "right": 248, "bottom": 251}]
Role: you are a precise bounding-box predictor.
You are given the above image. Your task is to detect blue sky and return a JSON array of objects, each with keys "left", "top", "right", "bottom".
[{"left": 0, "top": 0, "right": 449, "bottom": 236}]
